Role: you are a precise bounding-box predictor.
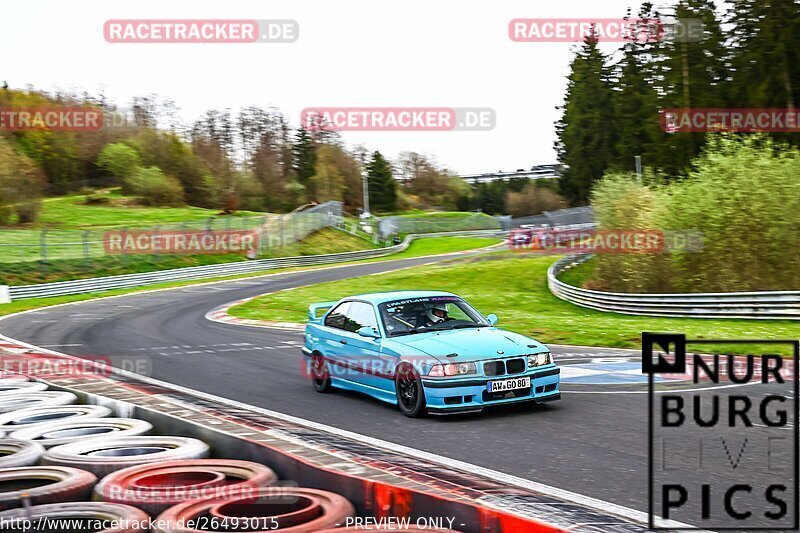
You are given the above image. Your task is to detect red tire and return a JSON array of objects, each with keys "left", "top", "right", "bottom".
[
  {"left": 96, "top": 459, "right": 279, "bottom": 516},
  {"left": 154, "top": 487, "right": 355, "bottom": 532},
  {"left": 0, "top": 466, "right": 97, "bottom": 510}
]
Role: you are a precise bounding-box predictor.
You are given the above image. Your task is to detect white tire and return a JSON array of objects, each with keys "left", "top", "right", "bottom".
[
  {"left": 43, "top": 436, "right": 210, "bottom": 477},
  {"left": 10, "top": 418, "right": 153, "bottom": 448},
  {"left": 0, "top": 381, "right": 48, "bottom": 394},
  {"left": 0, "top": 404, "right": 112, "bottom": 431},
  {"left": 0, "top": 391, "right": 76, "bottom": 414},
  {"left": 0, "top": 439, "right": 45, "bottom": 467}
]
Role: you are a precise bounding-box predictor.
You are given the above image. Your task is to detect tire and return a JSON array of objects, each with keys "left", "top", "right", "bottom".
[
  {"left": 96, "top": 459, "right": 279, "bottom": 516},
  {"left": 0, "top": 466, "right": 97, "bottom": 510},
  {"left": 9, "top": 418, "right": 152, "bottom": 448},
  {"left": 310, "top": 352, "right": 332, "bottom": 393},
  {"left": 0, "top": 439, "right": 45, "bottom": 468},
  {"left": 0, "top": 404, "right": 112, "bottom": 431},
  {"left": 0, "top": 502, "right": 149, "bottom": 532},
  {"left": 153, "top": 487, "right": 355, "bottom": 532},
  {"left": 0, "top": 381, "right": 48, "bottom": 394},
  {"left": 395, "top": 364, "right": 427, "bottom": 418},
  {"left": 0, "top": 391, "right": 76, "bottom": 414},
  {"left": 42, "top": 436, "right": 211, "bottom": 477}
]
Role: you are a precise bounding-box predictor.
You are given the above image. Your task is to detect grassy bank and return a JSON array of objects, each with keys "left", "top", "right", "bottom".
[
  {"left": 229, "top": 253, "right": 800, "bottom": 355},
  {"left": 0, "top": 228, "right": 376, "bottom": 285},
  {"left": 0, "top": 236, "right": 500, "bottom": 321}
]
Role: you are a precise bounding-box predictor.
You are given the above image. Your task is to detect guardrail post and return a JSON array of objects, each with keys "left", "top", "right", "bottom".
[
  {"left": 0, "top": 285, "right": 9, "bottom": 304},
  {"left": 39, "top": 229, "right": 47, "bottom": 272},
  {"left": 82, "top": 230, "right": 90, "bottom": 269}
]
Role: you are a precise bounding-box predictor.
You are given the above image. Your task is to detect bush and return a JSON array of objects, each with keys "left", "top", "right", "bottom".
[
  {"left": 124, "top": 166, "right": 185, "bottom": 207},
  {"left": 506, "top": 184, "right": 567, "bottom": 217},
  {"left": 589, "top": 136, "right": 800, "bottom": 292},
  {"left": 84, "top": 194, "right": 111, "bottom": 205}
]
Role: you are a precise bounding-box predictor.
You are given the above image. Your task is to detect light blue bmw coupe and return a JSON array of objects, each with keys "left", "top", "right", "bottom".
[{"left": 301, "top": 290, "right": 560, "bottom": 417}]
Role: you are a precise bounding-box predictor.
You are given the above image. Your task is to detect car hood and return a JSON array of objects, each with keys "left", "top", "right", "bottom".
[{"left": 395, "top": 327, "right": 548, "bottom": 363}]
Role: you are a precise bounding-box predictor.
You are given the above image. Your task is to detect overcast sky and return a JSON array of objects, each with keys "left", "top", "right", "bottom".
[{"left": 4, "top": 0, "right": 674, "bottom": 174}]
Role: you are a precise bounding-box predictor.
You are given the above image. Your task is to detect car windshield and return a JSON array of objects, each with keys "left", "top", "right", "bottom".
[{"left": 378, "top": 296, "right": 488, "bottom": 337}]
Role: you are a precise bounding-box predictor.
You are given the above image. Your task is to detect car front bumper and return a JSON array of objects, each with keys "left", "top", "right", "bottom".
[{"left": 421, "top": 366, "right": 560, "bottom": 414}]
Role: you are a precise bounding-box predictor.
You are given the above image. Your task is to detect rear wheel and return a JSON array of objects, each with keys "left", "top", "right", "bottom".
[
  {"left": 395, "top": 365, "right": 426, "bottom": 418},
  {"left": 311, "top": 353, "right": 332, "bottom": 393}
]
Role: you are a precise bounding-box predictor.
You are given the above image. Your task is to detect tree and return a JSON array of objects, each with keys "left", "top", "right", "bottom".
[
  {"left": 292, "top": 127, "right": 317, "bottom": 189},
  {"left": 311, "top": 145, "right": 346, "bottom": 203},
  {"left": 0, "top": 137, "right": 44, "bottom": 224},
  {"left": 556, "top": 29, "right": 616, "bottom": 204},
  {"left": 124, "top": 166, "right": 185, "bottom": 207},
  {"left": 611, "top": 5, "right": 663, "bottom": 172},
  {"left": 366, "top": 151, "right": 396, "bottom": 212},
  {"left": 506, "top": 184, "right": 566, "bottom": 217},
  {"left": 97, "top": 143, "right": 141, "bottom": 184},
  {"left": 655, "top": 0, "right": 729, "bottom": 174}
]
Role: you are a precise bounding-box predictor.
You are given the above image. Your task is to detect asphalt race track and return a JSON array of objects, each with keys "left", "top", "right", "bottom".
[{"left": 0, "top": 252, "right": 794, "bottom": 526}]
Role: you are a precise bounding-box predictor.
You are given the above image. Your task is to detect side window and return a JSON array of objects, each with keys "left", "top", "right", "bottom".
[
  {"left": 324, "top": 302, "right": 350, "bottom": 330},
  {"left": 344, "top": 302, "right": 379, "bottom": 333}
]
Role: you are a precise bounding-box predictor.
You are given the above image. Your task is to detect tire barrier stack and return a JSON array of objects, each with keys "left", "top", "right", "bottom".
[{"left": 0, "top": 375, "right": 461, "bottom": 532}]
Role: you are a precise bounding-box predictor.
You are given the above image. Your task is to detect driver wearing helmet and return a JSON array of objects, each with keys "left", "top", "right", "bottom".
[{"left": 421, "top": 302, "right": 450, "bottom": 327}]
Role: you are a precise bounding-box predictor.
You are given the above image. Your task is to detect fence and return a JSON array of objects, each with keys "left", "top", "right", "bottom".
[
  {"left": 507, "top": 206, "right": 595, "bottom": 229},
  {"left": 6, "top": 229, "right": 503, "bottom": 300},
  {"left": 0, "top": 201, "right": 343, "bottom": 267},
  {"left": 548, "top": 254, "right": 800, "bottom": 320},
  {"left": 378, "top": 212, "right": 503, "bottom": 238}
]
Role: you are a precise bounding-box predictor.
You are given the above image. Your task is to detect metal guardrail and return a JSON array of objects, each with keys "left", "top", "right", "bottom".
[
  {"left": 548, "top": 255, "right": 800, "bottom": 320},
  {"left": 7, "top": 230, "right": 503, "bottom": 301}
]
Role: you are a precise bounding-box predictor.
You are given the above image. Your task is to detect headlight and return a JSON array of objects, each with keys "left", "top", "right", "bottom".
[
  {"left": 527, "top": 352, "right": 551, "bottom": 367},
  {"left": 428, "top": 362, "right": 477, "bottom": 377}
]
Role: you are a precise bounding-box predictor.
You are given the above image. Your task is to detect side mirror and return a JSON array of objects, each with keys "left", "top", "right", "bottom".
[
  {"left": 486, "top": 314, "right": 498, "bottom": 326},
  {"left": 357, "top": 326, "right": 380, "bottom": 338}
]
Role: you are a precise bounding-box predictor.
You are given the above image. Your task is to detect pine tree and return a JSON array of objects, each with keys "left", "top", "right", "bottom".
[
  {"left": 366, "top": 151, "right": 396, "bottom": 212},
  {"left": 727, "top": 0, "right": 800, "bottom": 145},
  {"left": 611, "top": 5, "right": 663, "bottom": 172},
  {"left": 556, "top": 28, "right": 616, "bottom": 204},
  {"left": 655, "top": 0, "right": 729, "bottom": 175},
  {"left": 292, "top": 127, "right": 317, "bottom": 189}
]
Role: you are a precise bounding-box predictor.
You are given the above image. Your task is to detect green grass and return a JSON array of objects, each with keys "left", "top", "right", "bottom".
[
  {"left": 0, "top": 235, "right": 500, "bottom": 321},
  {"left": 0, "top": 227, "right": 376, "bottom": 285},
  {"left": 36, "top": 191, "right": 263, "bottom": 229},
  {"left": 229, "top": 252, "right": 800, "bottom": 355},
  {"left": 556, "top": 256, "right": 597, "bottom": 288}
]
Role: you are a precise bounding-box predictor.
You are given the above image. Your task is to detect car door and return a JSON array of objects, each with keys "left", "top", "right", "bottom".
[
  {"left": 340, "top": 301, "right": 391, "bottom": 390},
  {"left": 320, "top": 301, "right": 352, "bottom": 379}
]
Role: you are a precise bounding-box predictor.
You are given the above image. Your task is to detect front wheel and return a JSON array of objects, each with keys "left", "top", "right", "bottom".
[
  {"left": 395, "top": 365, "right": 426, "bottom": 418},
  {"left": 310, "top": 353, "right": 332, "bottom": 393}
]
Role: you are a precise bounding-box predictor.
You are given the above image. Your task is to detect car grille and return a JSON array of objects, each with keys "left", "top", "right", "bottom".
[
  {"left": 484, "top": 361, "right": 505, "bottom": 376},
  {"left": 484, "top": 358, "right": 526, "bottom": 376}
]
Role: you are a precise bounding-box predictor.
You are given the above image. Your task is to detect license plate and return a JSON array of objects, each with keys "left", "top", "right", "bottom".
[{"left": 487, "top": 376, "right": 531, "bottom": 393}]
